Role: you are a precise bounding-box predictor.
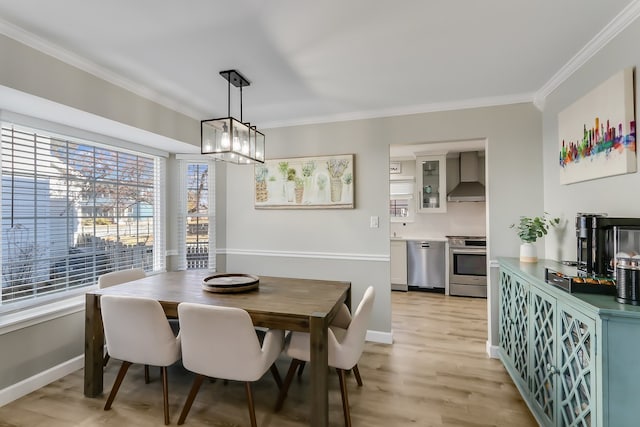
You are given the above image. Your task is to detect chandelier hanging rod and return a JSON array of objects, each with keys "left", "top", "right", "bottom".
[{"left": 220, "top": 70, "right": 250, "bottom": 121}]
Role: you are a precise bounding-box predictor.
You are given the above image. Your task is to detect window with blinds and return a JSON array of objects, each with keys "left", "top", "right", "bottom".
[
  {"left": 176, "top": 159, "right": 216, "bottom": 271},
  {"left": 1, "top": 124, "right": 166, "bottom": 308}
]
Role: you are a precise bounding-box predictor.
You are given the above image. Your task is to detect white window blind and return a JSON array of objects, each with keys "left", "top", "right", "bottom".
[
  {"left": 176, "top": 158, "right": 216, "bottom": 271},
  {"left": 154, "top": 157, "right": 167, "bottom": 273},
  {"left": 1, "top": 124, "right": 165, "bottom": 308}
]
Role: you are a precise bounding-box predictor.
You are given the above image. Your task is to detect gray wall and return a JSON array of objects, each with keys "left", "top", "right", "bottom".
[
  {"left": 225, "top": 104, "right": 544, "bottom": 341},
  {"left": 542, "top": 19, "right": 640, "bottom": 261},
  {"left": 0, "top": 32, "right": 544, "bottom": 393},
  {"left": 0, "top": 35, "right": 199, "bottom": 146},
  {"left": 3, "top": 9, "right": 638, "bottom": 395},
  {"left": 0, "top": 36, "right": 198, "bottom": 390},
  {"left": 1, "top": 312, "right": 83, "bottom": 388}
]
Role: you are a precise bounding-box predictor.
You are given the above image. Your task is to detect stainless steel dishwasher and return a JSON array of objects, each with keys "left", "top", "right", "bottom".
[{"left": 407, "top": 240, "right": 446, "bottom": 289}]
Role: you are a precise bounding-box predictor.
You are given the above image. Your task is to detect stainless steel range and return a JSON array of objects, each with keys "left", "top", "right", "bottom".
[{"left": 447, "top": 236, "right": 487, "bottom": 298}]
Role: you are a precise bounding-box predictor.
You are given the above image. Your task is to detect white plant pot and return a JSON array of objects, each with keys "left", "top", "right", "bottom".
[{"left": 520, "top": 242, "right": 537, "bottom": 263}]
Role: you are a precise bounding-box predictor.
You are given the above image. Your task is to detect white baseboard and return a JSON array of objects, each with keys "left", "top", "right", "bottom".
[
  {"left": 0, "top": 355, "right": 84, "bottom": 407},
  {"left": 366, "top": 329, "right": 393, "bottom": 344},
  {"left": 486, "top": 341, "right": 500, "bottom": 359}
]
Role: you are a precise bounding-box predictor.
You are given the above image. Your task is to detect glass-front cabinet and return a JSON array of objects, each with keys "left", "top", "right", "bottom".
[{"left": 416, "top": 155, "right": 446, "bottom": 213}]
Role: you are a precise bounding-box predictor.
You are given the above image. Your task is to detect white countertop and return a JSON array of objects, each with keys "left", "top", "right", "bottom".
[{"left": 390, "top": 236, "right": 448, "bottom": 242}]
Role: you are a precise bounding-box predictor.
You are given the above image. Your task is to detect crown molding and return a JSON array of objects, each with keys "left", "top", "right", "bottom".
[
  {"left": 534, "top": 0, "right": 640, "bottom": 110},
  {"left": 0, "top": 18, "right": 203, "bottom": 120},
  {"left": 261, "top": 92, "right": 535, "bottom": 129},
  {"left": 5, "top": 0, "right": 639, "bottom": 129},
  {"left": 5, "top": 16, "right": 532, "bottom": 129}
]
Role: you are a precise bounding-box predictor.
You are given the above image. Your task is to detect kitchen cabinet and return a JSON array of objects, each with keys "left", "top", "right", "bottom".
[
  {"left": 416, "top": 155, "right": 446, "bottom": 213},
  {"left": 498, "top": 258, "right": 640, "bottom": 427},
  {"left": 390, "top": 240, "right": 407, "bottom": 290}
]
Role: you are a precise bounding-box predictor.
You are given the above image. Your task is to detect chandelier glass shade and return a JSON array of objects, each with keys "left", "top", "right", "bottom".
[{"left": 201, "top": 70, "right": 265, "bottom": 164}]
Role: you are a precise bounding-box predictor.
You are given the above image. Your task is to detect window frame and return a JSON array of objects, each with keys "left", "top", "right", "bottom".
[
  {"left": 0, "top": 120, "right": 167, "bottom": 313},
  {"left": 176, "top": 156, "right": 216, "bottom": 271}
]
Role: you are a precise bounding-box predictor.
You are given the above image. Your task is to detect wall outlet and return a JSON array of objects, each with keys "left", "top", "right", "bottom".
[{"left": 370, "top": 216, "right": 379, "bottom": 228}]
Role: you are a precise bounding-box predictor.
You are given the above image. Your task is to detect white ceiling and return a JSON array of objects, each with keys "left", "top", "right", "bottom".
[{"left": 0, "top": 0, "right": 638, "bottom": 130}]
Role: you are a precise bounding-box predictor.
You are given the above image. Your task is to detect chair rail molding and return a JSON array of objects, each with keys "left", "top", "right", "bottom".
[{"left": 220, "top": 248, "right": 389, "bottom": 262}]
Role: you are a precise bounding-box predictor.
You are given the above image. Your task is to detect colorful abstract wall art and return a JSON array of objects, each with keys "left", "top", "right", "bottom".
[
  {"left": 558, "top": 67, "right": 636, "bottom": 184},
  {"left": 254, "top": 154, "right": 354, "bottom": 209}
]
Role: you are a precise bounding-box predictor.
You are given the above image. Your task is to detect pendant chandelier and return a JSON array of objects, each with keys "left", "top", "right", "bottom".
[{"left": 201, "top": 69, "right": 265, "bottom": 164}]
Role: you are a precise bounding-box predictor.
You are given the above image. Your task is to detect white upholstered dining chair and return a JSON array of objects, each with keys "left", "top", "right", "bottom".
[
  {"left": 295, "top": 302, "right": 365, "bottom": 385},
  {"left": 98, "top": 268, "right": 146, "bottom": 368},
  {"left": 101, "top": 295, "right": 182, "bottom": 425},
  {"left": 176, "top": 303, "right": 284, "bottom": 427},
  {"left": 276, "top": 286, "right": 375, "bottom": 427},
  {"left": 98, "top": 267, "right": 146, "bottom": 289}
]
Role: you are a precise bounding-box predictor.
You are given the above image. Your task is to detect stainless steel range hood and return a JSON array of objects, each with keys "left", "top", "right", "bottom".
[{"left": 447, "top": 151, "right": 485, "bottom": 202}]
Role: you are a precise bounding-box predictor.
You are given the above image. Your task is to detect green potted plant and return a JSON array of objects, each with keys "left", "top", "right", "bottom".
[{"left": 510, "top": 213, "right": 560, "bottom": 262}]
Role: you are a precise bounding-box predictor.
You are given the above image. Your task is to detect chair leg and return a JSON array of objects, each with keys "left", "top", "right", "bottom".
[
  {"left": 275, "top": 359, "right": 302, "bottom": 411},
  {"left": 336, "top": 368, "right": 352, "bottom": 427},
  {"left": 270, "top": 363, "right": 283, "bottom": 389},
  {"left": 161, "top": 366, "right": 170, "bottom": 425},
  {"left": 352, "top": 364, "right": 363, "bottom": 387},
  {"left": 144, "top": 364, "right": 150, "bottom": 384},
  {"left": 297, "top": 360, "right": 305, "bottom": 377},
  {"left": 245, "top": 382, "right": 257, "bottom": 427},
  {"left": 104, "top": 361, "right": 132, "bottom": 410},
  {"left": 178, "top": 374, "right": 206, "bottom": 425}
]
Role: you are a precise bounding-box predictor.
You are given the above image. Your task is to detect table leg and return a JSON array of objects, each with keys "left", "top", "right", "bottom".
[
  {"left": 84, "top": 293, "right": 104, "bottom": 397},
  {"left": 309, "top": 313, "right": 329, "bottom": 427}
]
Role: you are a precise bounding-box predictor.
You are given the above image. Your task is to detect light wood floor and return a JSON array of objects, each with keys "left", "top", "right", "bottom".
[{"left": 0, "top": 291, "right": 537, "bottom": 427}]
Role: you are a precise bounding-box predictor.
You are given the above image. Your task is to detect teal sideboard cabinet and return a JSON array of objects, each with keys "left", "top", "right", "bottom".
[{"left": 498, "top": 257, "right": 640, "bottom": 427}]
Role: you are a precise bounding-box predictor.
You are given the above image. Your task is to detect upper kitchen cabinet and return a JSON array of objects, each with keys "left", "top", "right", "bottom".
[{"left": 416, "top": 155, "right": 446, "bottom": 213}]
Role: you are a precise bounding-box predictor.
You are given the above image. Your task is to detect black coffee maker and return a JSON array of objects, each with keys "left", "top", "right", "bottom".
[
  {"left": 576, "top": 213, "right": 607, "bottom": 276},
  {"left": 576, "top": 213, "right": 640, "bottom": 304}
]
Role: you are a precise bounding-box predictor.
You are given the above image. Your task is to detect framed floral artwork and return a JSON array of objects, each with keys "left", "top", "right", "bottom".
[{"left": 254, "top": 154, "right": 354, "bottom": 209}]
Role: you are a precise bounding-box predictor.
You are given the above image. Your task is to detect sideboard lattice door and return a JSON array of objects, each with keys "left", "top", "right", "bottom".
[
  {"left": 530, "top": 287, "right": 556, "bottom": 426},
  {"left": 558, "top": 304, "right": 595, "bottom": 427},
  {"left": 499, "top": 270, "right": 529, "bottom": 390},
  {"left": 511, "top": 276, "right": 529, "bottom": 387},
  {"left": 499, "top": 271, "right": 514, "bottom": 359}
]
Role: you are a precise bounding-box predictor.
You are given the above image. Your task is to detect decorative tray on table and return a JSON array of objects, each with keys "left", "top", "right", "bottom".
[
  {"left": 202, "top": 273, "right": 259, "bottom": 293},
  {"left": 545, "top": 268, "right": 616, "bottom": 295}
]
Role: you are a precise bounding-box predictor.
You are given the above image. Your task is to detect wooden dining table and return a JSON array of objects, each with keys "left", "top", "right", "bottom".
[{"left": 84, "top": 270, "right": 351, "bottom": 427}]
